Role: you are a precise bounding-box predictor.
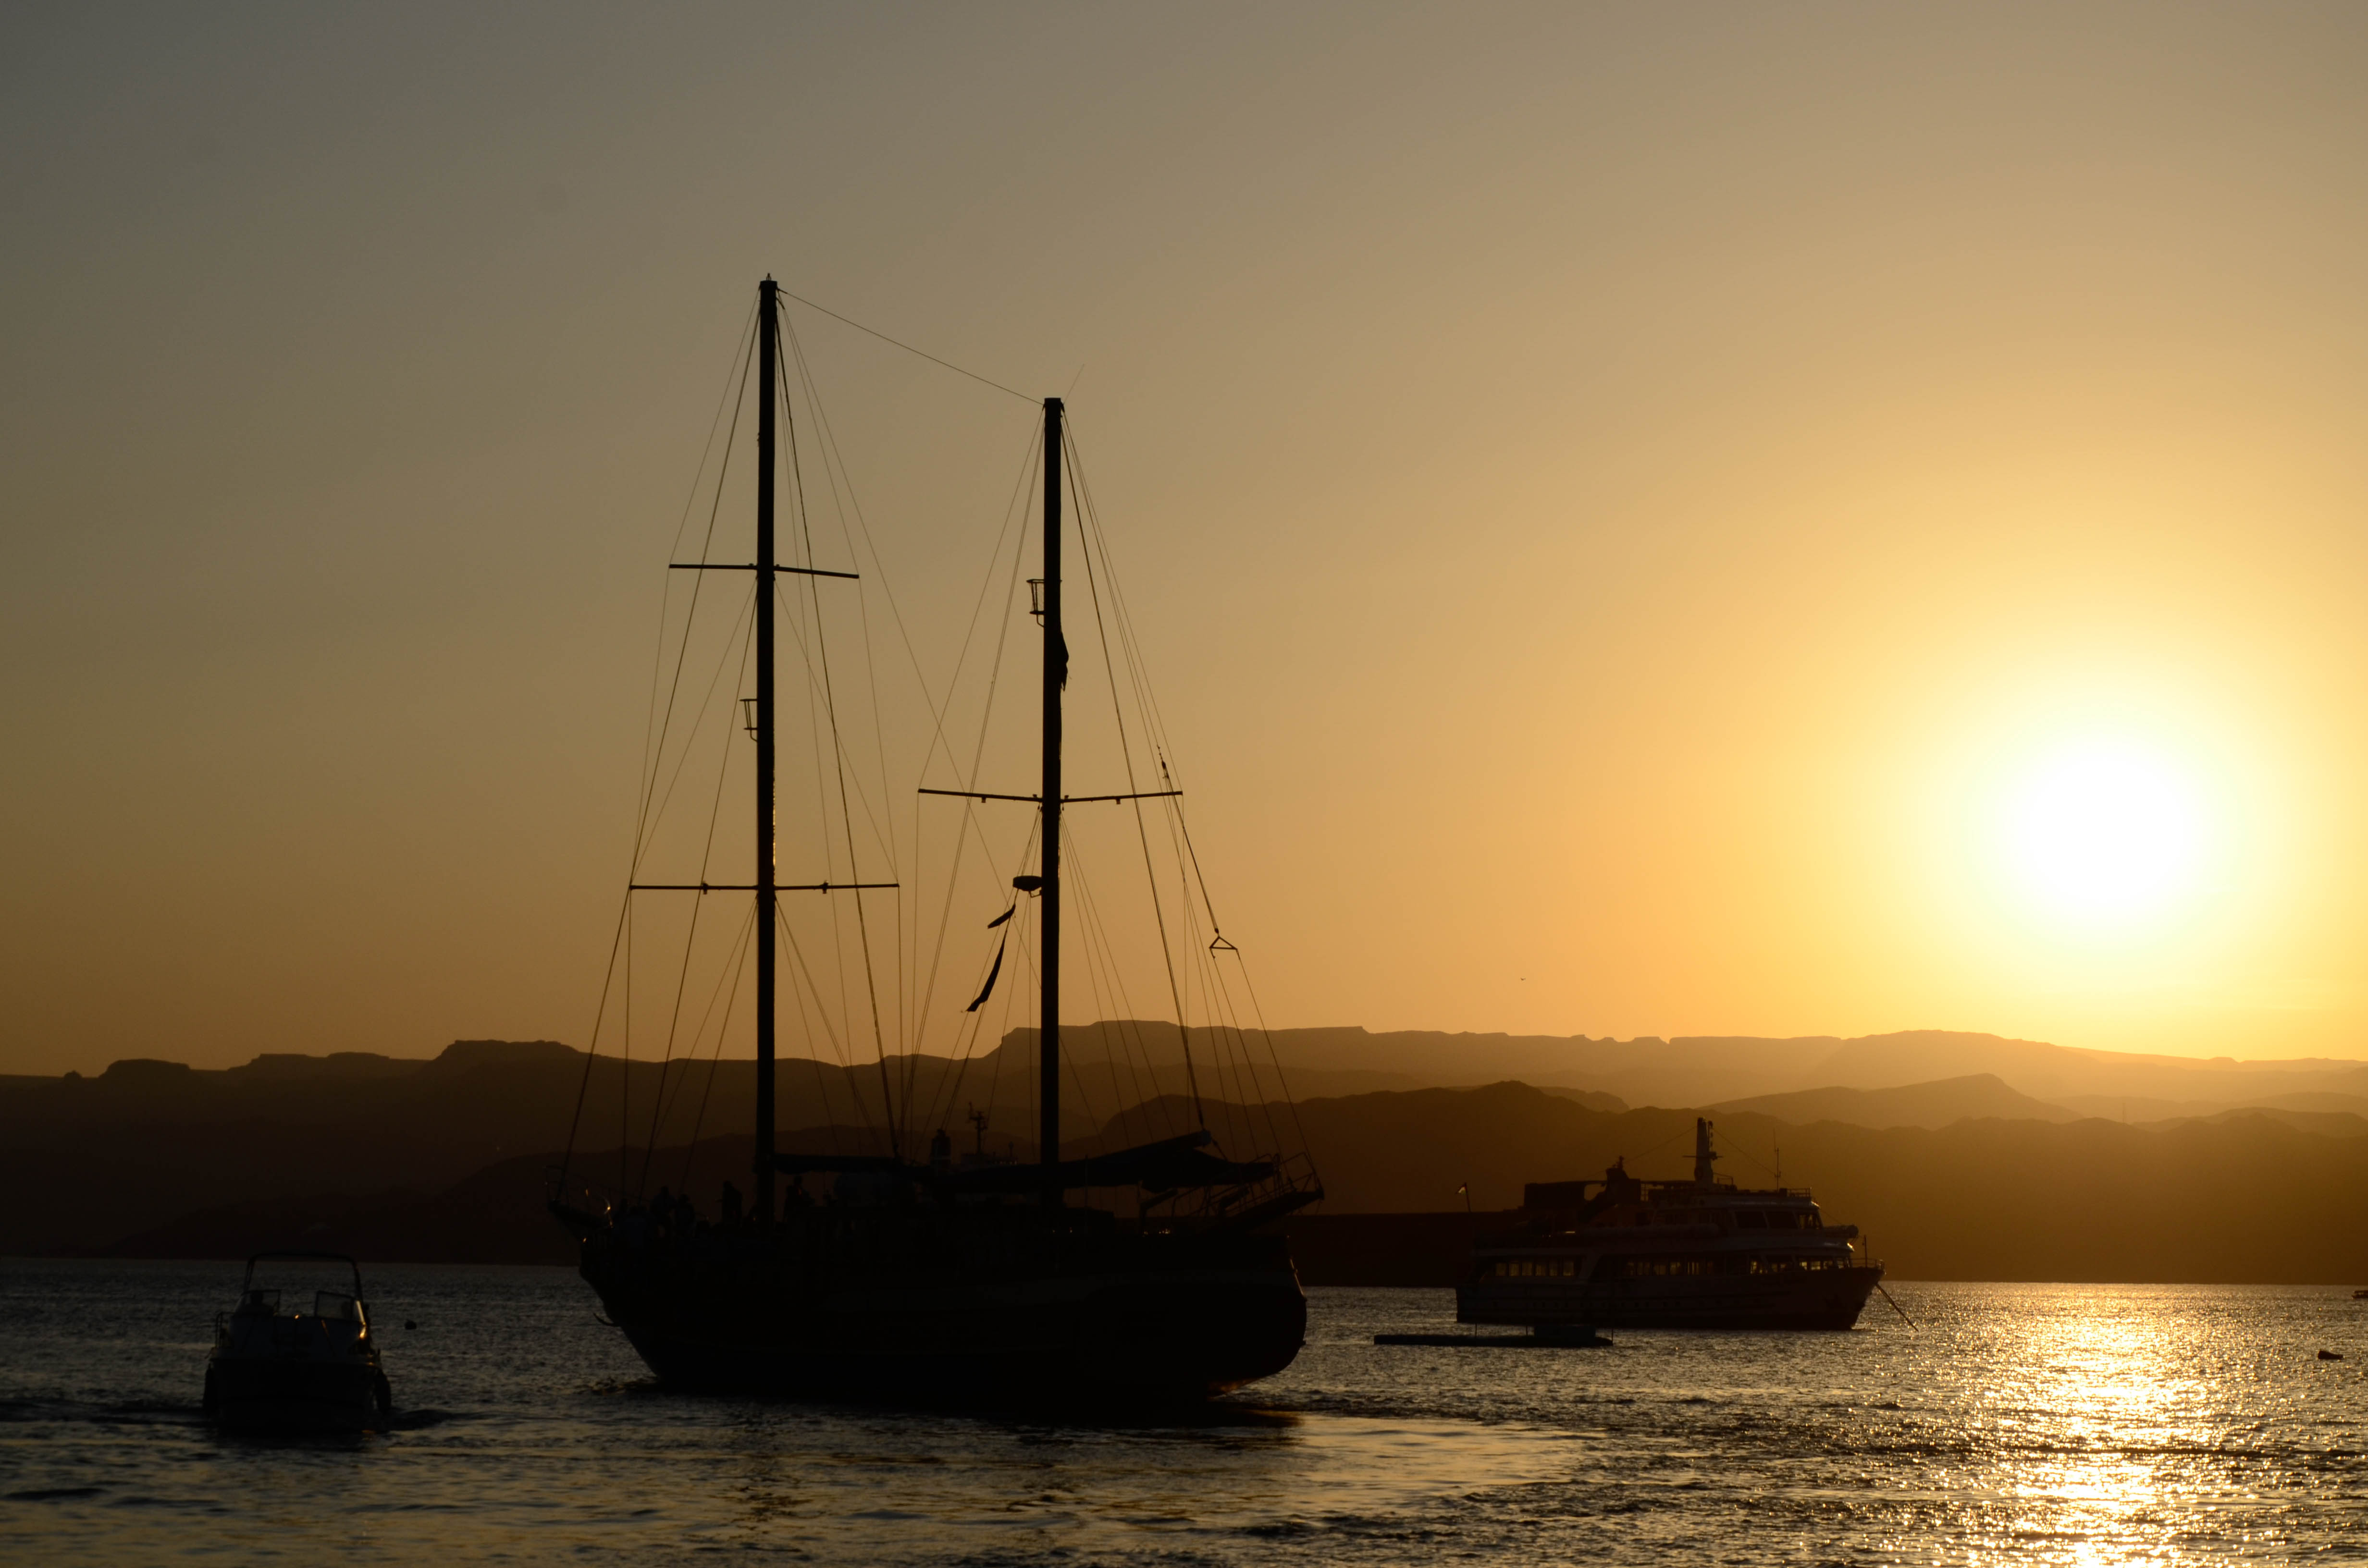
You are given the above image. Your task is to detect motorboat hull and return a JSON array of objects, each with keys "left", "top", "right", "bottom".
[{"left": 206, "top": 1355, "right": 389, "bottom": 1435}]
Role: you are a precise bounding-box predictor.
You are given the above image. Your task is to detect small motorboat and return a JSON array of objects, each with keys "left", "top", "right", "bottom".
[{"left": 203, "top": 1251, "right": 391, "bottom": 1433}]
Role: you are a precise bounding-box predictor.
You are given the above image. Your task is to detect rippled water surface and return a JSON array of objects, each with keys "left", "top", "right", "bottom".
[{"left": 3, "top": 1262, "right": 2365, "bottom": 1562}]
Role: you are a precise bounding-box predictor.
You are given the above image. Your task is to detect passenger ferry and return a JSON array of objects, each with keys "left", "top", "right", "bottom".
[{"left": 1458, "top": 1118, "right": 1884, "bottom": 1334}]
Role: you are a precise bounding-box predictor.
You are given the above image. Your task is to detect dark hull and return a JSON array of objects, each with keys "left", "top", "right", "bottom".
[
  {"left": 206, "top": 1357, "right": 387, "bottom": 1434},
  {"left": 1459, "top": 1264, "right": 1885, "bottom": 1332},
  {"left": 577, "top": 1225, "right": 1308, "bottom": 1406}
]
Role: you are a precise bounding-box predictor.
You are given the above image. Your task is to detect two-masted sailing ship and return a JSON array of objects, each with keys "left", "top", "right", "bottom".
[{"left": 549, "top": 280, "right": 1321, "bottom": 1403}]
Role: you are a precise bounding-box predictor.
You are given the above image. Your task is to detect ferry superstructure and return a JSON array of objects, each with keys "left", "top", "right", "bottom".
[{"left": 1459, "top": 1118, "right": 1883, "bottom": 1334}]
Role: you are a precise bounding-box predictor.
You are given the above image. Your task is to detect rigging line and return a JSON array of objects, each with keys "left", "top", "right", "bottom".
[
  {"left": 768, "top": 375, "right": 867, "bottom": 1135},
  {"left": 776, "top": 284, "right": 1036, "bottom": 404},
  {"left": 638, "top": 303, "right": 756, "bottom": 850},
  {"left": 923, "top": 812, "right": 1036, "bottom": 1135},
  {"left": 635, "top": 315, "right": 757, "bottom": 872},
  {"left": 559, "top": 892, "right": 635, "bottom": 1181},
  {"left": 620, "top": 895, "right": 634, "bottom": 1197},
  {"left": 1196, "top": 906, "right": 1268, "bottom": 1163},
  {"left": 1064, "top": 426, "right": 1171, "bottom": 762},
  {"left": 1065, "top": 437, "right": 1202, "bottom": 1126},
  {"left": 776, "top": 334, "right": 903, "bottom": 894},
  {"left": 634, "top": 889, "right": 704, "bottom": 1195},
  {"left": 770, "top": 580, "right": 897, "bottom": 861},
  {"left": 924, "top": 812, "right": 1039, "bottom": 1137},
  {"left": 976, "top": 898, "right": 1028, "bottom": 1156},
  {"left": 1069, "top": 441, "right": 1208, "bottom": 1141},
  {"left": 787, "top": 573, "right": 866, "bottom": 1145},
  {"left": 781, "top": 900, "right": 855, "bottom": 1159},
  {"left": 631, "top": 585, "right": 757, "bottom": 1186},
  {"left": 678, "top": 901, "right": 759, "bottom": 1192},
  {"left": 794, "top": 318, "right": 1040, "bottom": 851},
  {"left": 773, "top": 589, "right": 898, "bottom": 864},
  {"left": 890, "top": 421, "right": 1041, "bottom": 1058},
  {"left": 1199, "top": 919, "right": 1290, "bottom": 1160},
  {"left": 639, "top": 891, "right": 751, "bottom": 1193},
  {"left": 1174, "top": 891, "right": 1251, "bottom": 1152},
  {"left": 1238, "top": 955, "right": 1311, "bottom": 1171},
  {"left": 767, "top": 377, "right": 901, "bottom": 1135},
  {"left": 1008, "top": 897, "right": 1049, "bottom": 1155},
  {"left": 1059, "top": 815, "right": 1176, "bottom": 1148},
  {"left": 785, "top": 566, "right": 900, "bottom": 1157},
  {"left": 910, "top": 453, "right": 1038, "bottom": 1063},
  {"left": 1057, "top": 823, "right": 1142, "bottom": 1146},
  {"left": 667, "top": 299, "right": 762, "bottom": 564},
  {"left": 636, "top": 618, "right": 752, "bottom": 1190},
  {"left": 772, "top": 894, "right": 853, "bottom": 1117},
  {"left": 1164, "top": 766, "right": 1231, "bottom": 939},
  {"left": 788, "top": 360, "right": 914, "bottom": 1102},
  {"left": 639, "top": 588, "right": 760, "bottom": 874},
  {"left": 696, "top": 605, "right": 761, "bottom": 883},
  {"left": 781, "top": 318, "right": 1020, "bottom": 1063},
  {"left": 1065, "top": 430, "right": 1240, "bottom": 1153},
  {"left": 778, "top": 886, "right": 893, "bottom": 1157},
  {"left": 655, "top": 896, "right": 758, "bottom": 1157},
  {"left": 780, "top": 317, "right": 903, "bottom": 880},
  {"left": 1070, "top": 435, "right": 1196, "bottom": 854}
]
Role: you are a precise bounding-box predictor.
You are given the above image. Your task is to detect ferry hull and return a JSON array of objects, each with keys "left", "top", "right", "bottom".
[{"left": 1458, "top": 1264, "right": 1886, "bottom": 1333}]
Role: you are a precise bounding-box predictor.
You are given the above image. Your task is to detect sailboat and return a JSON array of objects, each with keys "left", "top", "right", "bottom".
[{"left": 548, "top": 279, "right": 1323, "bottom": 1403}]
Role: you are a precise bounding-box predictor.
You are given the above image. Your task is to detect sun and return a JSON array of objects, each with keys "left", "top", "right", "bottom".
[{"left": 1996, "top": 741, "right": 2210, "bottom": 932}]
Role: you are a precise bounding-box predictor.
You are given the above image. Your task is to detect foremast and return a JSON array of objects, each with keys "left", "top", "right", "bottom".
[{"left": 754, "top": 279, "right": 780, "bottom": 1225}]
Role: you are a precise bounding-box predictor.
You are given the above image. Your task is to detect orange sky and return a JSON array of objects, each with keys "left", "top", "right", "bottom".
[{"left": 6, "top": 3, "right": 2368, "bottom": 1075}]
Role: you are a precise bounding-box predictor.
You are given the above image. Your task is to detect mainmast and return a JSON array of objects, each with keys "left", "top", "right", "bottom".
[
  {"left": 1039, "top": 396, "right": 1064, "bottom": 1209},
  {"left": 753, "top": 279, "right": 780, "bottom": 1225}
]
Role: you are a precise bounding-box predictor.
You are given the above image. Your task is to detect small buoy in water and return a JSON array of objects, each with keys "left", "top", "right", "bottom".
[
  {"left": 2318, "top": 1349, "right": 2343, "bottom": 1360},
  {"left": 405, "top": 1320, "right": 418, "bottom": 1330}
]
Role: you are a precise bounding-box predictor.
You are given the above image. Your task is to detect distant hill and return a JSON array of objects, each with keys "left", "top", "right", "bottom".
[
  {"left": 83, "top": 1085, "right": 2368, "bottom": 1284},
  {"left": 1707, "top": 1074, "right": 2081, "bottom": 1129},
  {"left": 14, "top": 1023, "right": 2368, "bottom": 1278}
]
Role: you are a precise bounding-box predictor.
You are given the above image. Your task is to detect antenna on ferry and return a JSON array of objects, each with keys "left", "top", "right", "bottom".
[{"left": 1693, "top": 1117, "right": 1719, "bottom": 1187}]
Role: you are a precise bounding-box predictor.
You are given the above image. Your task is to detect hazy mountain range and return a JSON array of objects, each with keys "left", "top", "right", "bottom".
[{"left": 8, "top": 1026, "right": 2368, "bottom": 1280}]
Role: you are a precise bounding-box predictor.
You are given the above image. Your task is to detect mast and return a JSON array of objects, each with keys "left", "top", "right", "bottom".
[
  {"left": 754, "top": 278, "right": 779, "bottom": 1225},
  {"left": 1039, "top": 396, "right": 1063, "bottom": 1209}
]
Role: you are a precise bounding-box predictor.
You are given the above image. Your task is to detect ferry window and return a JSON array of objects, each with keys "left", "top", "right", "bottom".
[{"left": 1737, "top": 1211, "right": 1765, "bottom": 1229}]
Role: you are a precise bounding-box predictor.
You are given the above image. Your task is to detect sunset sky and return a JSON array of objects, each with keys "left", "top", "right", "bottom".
[{"left": 6, "top": 3, "right": 2368, "bottom": 1075}]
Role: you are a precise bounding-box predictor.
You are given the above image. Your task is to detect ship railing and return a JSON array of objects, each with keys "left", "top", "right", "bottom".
[{"left": 1147, "top": 1151, "right": 1323, "bottom": 1230}]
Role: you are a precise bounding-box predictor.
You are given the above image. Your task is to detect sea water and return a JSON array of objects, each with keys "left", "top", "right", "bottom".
[{"left": 2, "top": 1261, "right": 2363, "bottom": 1563}]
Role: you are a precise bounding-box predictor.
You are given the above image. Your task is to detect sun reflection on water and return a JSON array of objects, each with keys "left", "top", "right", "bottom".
[{"left": 3, "top": 1269, "right": 2362, "bottom": 1565}]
